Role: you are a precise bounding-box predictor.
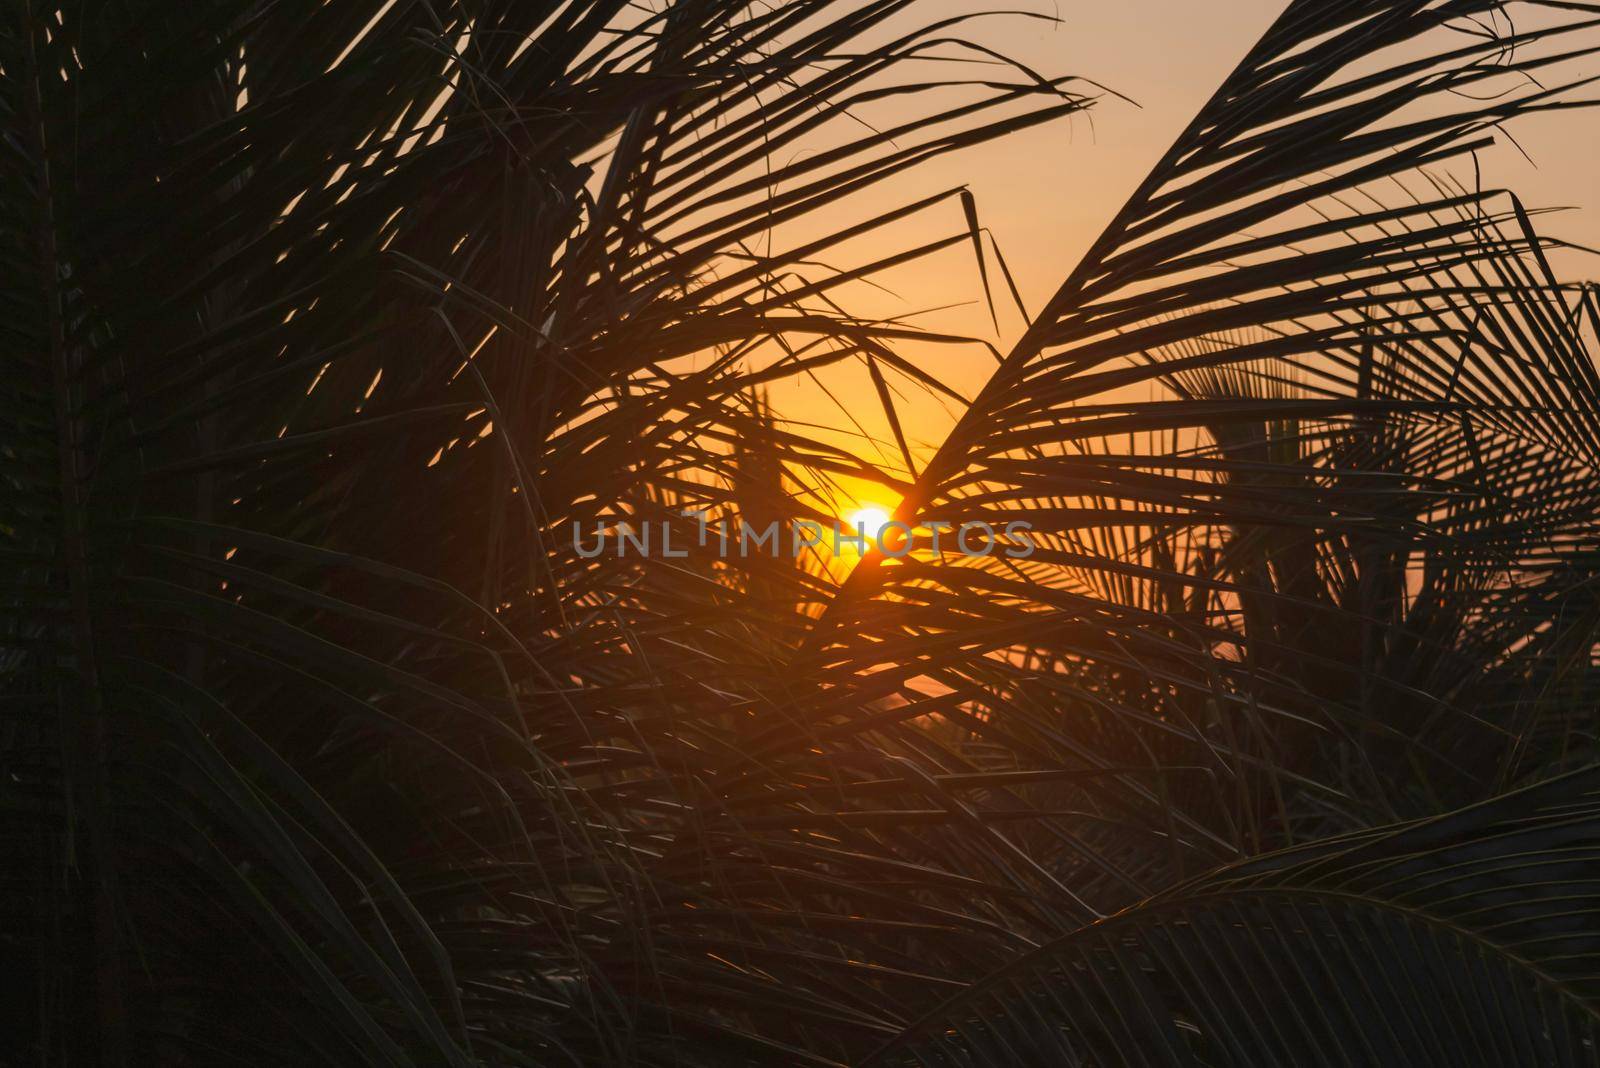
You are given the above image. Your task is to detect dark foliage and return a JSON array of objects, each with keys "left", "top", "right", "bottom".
[{"left": 5, "top": 0, "right": 1600, "bottom": 1064}]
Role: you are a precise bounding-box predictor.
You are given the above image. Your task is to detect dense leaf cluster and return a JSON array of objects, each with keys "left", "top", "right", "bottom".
[{"left": 5, "top": 1, "right": 1600, "bottom": 1064}]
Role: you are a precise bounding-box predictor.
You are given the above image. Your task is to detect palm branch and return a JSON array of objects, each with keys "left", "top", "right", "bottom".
[{"left": 6, "top": 0, "right": 1600, "bottom": 1065}]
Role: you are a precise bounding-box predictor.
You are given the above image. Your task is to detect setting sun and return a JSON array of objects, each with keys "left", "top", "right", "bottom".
[{"left": 845, "top": 505, "right": 892, "bottom": 539}]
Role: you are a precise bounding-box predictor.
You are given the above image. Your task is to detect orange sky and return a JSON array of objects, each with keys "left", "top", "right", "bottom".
[{"left": 759, "top": 0, "right": 1600, "bottom": 515}]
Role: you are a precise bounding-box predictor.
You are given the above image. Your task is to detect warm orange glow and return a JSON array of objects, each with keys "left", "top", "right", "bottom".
[{"left": 845, "top": 505, "right": 892, "bottom": 541}]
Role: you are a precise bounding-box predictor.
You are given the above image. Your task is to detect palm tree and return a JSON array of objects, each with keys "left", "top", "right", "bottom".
[{"left": 5, "top": 0, "right": 1600, "bottom": 1064}]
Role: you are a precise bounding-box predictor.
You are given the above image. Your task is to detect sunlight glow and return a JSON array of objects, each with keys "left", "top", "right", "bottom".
[{"left": 845, "top": 506, "right": 893, "bottom": 550}]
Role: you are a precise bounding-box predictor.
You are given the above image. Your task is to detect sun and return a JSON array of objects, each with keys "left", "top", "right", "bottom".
[
  {"left": 846, "top": 505, "right": 892, "bottom": 538},
  {"left": 833, "top": 486, "right": 904, "bottom": 556}
]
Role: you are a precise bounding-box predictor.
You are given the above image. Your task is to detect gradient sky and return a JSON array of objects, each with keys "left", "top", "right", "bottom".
[
  {"left": 768, "top": 0, "right": 1600, "bottom": 508},
  {"left": 924, "top": 0, "right": 1600, "bottom": 311}
]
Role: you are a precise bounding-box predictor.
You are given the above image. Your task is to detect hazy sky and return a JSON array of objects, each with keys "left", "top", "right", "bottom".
[
  {"left": 932, "top": 0, "right": 1599, "bottom": 314},
  {"left": 931, "top": 0, "right": 1286, "bottom": 313},
  {"left": 765, "top": 0, "right": 1600, "bottom": 501}
]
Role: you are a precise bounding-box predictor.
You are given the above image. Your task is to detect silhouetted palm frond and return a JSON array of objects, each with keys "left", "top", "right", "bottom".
[
  {"left": 810, "top": 0, "right": 1600, "bottom": 901},
  {"left": 873, "top": 762, "right": 1600, "bottom": 1067},
  {"left": 6, "top": 0, "right": 1600, "bottom": 1065}
]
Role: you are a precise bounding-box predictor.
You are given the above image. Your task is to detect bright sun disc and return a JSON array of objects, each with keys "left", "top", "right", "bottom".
[{"left": 846, "top": 506, "right": 892, "bottom": 549}]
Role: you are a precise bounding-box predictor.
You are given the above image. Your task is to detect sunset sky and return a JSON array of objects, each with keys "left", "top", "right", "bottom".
[
  {"left": 25, "top": 3, "right": 1600, "bottom": 1060},
  {"left": 769, "top": 0, "right": 1600, "bottom": 512}
]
